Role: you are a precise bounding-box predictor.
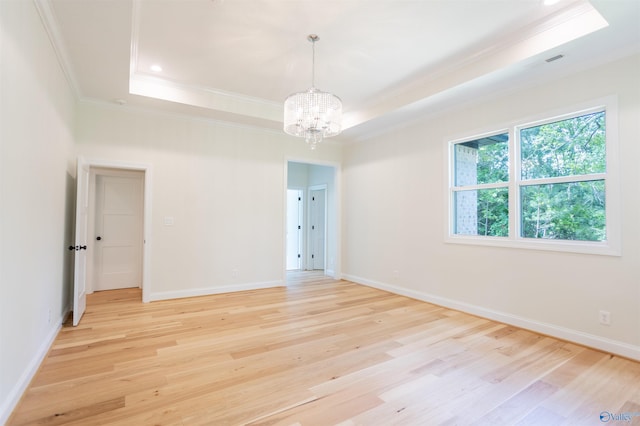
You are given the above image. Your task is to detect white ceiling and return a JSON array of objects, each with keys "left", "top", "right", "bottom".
[{"left": 40, "top": 0, "right": 640, "bottom": 142}]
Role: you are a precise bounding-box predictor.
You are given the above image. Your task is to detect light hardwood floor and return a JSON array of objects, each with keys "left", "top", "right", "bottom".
[{"left": 8, "top": 272, "right": 640, "bottom": 425}]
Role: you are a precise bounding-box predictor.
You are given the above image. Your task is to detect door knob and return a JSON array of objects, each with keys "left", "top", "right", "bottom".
[{"left": 96, "top": 236, "right": 102, "bottom": 241}]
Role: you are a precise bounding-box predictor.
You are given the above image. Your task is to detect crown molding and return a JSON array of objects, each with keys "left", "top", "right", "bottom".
[{"left": 33, "top": 0, "right": 82, "bottom": 99}]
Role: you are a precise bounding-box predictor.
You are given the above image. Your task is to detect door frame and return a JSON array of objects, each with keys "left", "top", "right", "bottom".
[
  {"left": 283, "top": 158, "right": 340, "bottom": 281},
  {"left": 80, "top": 158, "right": 153, "bottom": 302}
]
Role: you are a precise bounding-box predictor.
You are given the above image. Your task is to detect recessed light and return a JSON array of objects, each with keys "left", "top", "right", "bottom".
[{"left": 150, "top": 64, "right": 162, "bottom": 72}]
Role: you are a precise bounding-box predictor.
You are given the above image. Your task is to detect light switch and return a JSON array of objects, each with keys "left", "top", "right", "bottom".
[{"left": 164, "top": 216, "right": 174, "bottom": 226}]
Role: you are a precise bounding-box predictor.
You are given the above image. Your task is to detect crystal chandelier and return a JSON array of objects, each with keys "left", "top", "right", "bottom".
[{"left": 284, "top": 34, "right": 342, "bottom": 150}]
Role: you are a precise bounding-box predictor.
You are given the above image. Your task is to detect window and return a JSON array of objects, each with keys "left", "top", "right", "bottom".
[
  {"left": 448, "top": 99, "right": 619, "bottom": 255},
  {"left": 452, "top": 133, "right": 509, "bottom": 237},
  {"left": 518, "top": 111, "right": 606, "bottom": 242}
]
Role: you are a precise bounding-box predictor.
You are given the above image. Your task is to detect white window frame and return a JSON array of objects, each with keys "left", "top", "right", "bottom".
[
  {"left": 446, "top": 96, "right": 621, "bottom": 256},
  {"left": 449, "top": 129, "right": 511, "bottom": 239}
]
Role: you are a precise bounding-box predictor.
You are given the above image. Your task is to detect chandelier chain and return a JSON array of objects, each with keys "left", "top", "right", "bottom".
[{"left": 311, "top": 37, "right": 316, "bottom": 88}]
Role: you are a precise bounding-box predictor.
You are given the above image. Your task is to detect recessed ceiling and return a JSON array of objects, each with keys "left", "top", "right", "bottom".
[{"left": 40, "top": 0, "right": 640, "bottom": 141}]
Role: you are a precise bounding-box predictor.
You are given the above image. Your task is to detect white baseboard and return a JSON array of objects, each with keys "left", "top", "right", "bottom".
[
  {"left": 342, "top": 273, "right": 640, "bottom": 362},
  {"left": 148, "top": 280, "right": 284, "bottom": 302},
  {"left": 0, "top": 314, "right": 65, "bottom": 425}
]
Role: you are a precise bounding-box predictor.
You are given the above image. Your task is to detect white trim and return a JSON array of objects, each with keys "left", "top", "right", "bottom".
[
  {"left": 445, "top": 234, "right": 618, "bottom": 256},
  {"left": 148, "top": 280, "right": 283, "bottom": 302},
  {"left": 517, "top": 173, "right": 607, "bottom": 186},
  {"left": 342, "top": 274, "right": 640, "bottom": 362},
  {"left": 129, "top": 0, "right": 141, "bottom": 81},
  {"left": 128, "top": 74, "right": 283, "bottom": 123},
  {"left": 0, "top": 319, "right": 62, "bottom": 425},
  {"left": 77, "top": 98, "right": 283, "bottom": 136},
  {"left": 33, "top": 0, "right": 81, "bottom": 98},
  {"left": 283, "top": 163, "right": 290, "bottom": 279},
  {"left": 132, "top": 74, "right": 282, "bottom": 110},
  {"left": 451, "top": 181, "right": 509, "bottom": 191}
]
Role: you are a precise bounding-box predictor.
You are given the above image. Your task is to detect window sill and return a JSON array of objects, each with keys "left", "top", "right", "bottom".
[{"left": 445, "top": 234, "right": 621, "bottom": 256}]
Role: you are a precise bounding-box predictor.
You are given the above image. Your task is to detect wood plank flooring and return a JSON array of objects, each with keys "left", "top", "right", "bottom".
[{"left": 8, "top": 272, "right": 640, "bottom": 425}]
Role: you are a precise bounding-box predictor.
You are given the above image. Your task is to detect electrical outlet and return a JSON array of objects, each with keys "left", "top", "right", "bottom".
[{"left": 599, "top": 310, "right": 611, "bottom": 326}]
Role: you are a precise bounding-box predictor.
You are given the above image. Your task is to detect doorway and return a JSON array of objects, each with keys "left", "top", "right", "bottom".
[
  {"left": 72, "top": 158, "right": 151, "bottom": 325},
  {"left": 285, "top": 161, "right": 338, "bottom": 278}
]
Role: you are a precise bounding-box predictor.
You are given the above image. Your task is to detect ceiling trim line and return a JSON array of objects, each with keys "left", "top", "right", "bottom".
[
  {"left": 32, "top": 0, "right": 82, "bottom": 99},
  {"left": 77, "top": 97, "right": 289, "bottom": 137},
  {"left": 129, "top": 0, "right": 141, "bottom": 84},
  {"left": 131, "top": 74, "right": 283, "bottom": 108},
  {"left": 129, "top": 74, "right": 283, "bottom": 123}
]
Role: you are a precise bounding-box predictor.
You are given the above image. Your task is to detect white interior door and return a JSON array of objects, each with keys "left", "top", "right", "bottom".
[
  {"left": 286, "top": 189, "right": 304, "bottom": 270},
  {"left": 72, "top": 158, "right": 89, "bottom": 326},
  {"left": 309, "top": 188, "right": 326, "bottom": 270},
  {"left": 94, "top": 172, "right": 143, "bottom": 291}
]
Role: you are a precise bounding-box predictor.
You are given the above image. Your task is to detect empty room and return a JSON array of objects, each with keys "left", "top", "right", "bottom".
[{"left": 1, "top": 0, "right": 639, "bottom": 424}]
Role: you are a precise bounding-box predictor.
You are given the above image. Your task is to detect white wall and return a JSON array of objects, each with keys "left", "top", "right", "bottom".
[
  {"left": 75, "top": 103, "right": 342, "bottom": 300},
  {"left": 0, "top": 0, "right": 77, "bottom": 422},
  {"left": 342, "top": 54, "right": 640, "bottom": 359}
]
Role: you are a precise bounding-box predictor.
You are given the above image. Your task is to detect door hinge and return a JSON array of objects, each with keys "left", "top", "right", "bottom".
[
  {"left": 297, "top": 254, "right": 301, "bottom": 258},
  {"left": 298, "top": 225, "right": 301, "bottom": 229},
  {"left": 312, "top": 225, "right": 315, "bottom": 230},
  {"left": 312, "top": 254, "right": 315, "bottom": 259},
  {"left": 298, "top": 197, "right": 301, "bottom": 201}
]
